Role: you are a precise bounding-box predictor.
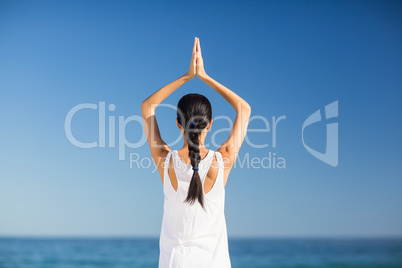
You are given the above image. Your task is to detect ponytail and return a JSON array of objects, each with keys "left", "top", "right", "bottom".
[
  {"left": 184, "top": 121, "right": 204, "bottom": 209},
  {"left": 176, "top": 93, "right": 212, "bottom": 209}
]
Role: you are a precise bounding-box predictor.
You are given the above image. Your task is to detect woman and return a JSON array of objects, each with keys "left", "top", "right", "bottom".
[{"left": 141, "top": 37, "right": 251, "bottom": 268}]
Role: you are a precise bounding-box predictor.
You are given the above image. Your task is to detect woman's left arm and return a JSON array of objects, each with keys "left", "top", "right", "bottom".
[
  {"left": 141, "top": 37, "right": 198, "bottom": 183},
  {"left": 141, "top": 74, "right": 191, "bottom": 156}
]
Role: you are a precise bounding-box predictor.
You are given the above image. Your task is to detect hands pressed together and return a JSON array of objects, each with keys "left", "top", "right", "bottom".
[{"left": 185, "top": 37, "right": 207, "bottom": 81}]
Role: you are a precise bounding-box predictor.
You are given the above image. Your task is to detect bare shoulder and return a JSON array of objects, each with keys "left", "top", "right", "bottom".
[
  {"left": 217, "top": 146, "right": 236, "bottom": 169},
  {"left": 154, "top": 146, "right": 172, "bottom": 184},
  {"left": 216, "top": 147, "right": 236, "bottom": 187}
]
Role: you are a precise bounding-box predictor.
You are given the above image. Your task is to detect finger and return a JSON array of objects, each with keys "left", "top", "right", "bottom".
[
  {"left": 197, "top": 38, "right": 201, "bottom": 53},
  {"left": 193, "top": 49, "right": 197, "bottom": 63},
  {"left": 193, "top": 37, "right": 197, "bottom": 53}
]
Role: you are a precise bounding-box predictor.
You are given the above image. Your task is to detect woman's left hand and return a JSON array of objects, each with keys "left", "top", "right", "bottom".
[{"left": 184, "top": 37, "right": 198, "bottom": 80}]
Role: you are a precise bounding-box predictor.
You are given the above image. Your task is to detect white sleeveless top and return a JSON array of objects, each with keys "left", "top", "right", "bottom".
[{"left": 159, "top": 149, "right": 231, "bottom": 268}]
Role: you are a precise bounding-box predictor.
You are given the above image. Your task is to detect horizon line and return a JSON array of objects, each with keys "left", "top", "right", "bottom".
[{"left": 1, "top": 235, "right": 402, "bottom": 240}]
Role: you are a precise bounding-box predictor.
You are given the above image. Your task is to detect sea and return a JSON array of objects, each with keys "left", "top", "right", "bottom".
[{"left": 0, "top": 237, "right": 401, "bottom": 268}]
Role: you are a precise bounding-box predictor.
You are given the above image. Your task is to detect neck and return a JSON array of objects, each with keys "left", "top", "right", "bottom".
[{"left": 182, "top": 139, "right": 207, "bottom": 150}]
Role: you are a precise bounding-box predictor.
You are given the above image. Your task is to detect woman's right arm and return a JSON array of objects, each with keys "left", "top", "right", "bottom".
[
  {"left": 196, "top": 38, "right": 251, "bottom": 185},
  {"left": 200, "top": 74, "right": 251, "bottom": 166},
  {"left": 195, "top": 38, "right": 251, "bottom": 183}
]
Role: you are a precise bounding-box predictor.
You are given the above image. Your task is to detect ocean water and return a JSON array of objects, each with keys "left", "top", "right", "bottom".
[{"left": 0, "top": 237, "right": 401, "bottom": 268}]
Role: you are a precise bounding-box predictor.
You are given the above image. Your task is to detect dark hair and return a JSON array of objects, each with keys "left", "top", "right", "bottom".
[{"left": 176, "top": 93, "right": 212, "bottom": 208}]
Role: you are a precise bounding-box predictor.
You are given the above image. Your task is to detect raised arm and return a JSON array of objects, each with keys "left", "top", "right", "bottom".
[
  {"left": 141, "top": 37, "right": 198, "bottom": 183},
  {"left": 196, "top": 38, "right": 251, "bottom": 180}
]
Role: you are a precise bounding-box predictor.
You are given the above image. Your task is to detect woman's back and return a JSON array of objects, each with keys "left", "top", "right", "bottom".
[{"left": 159, "top": 149, "right": 231, "bottom": 268}]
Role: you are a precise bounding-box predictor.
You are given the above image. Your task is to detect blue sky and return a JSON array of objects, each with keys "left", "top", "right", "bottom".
[{"left": 0, "top": 0, "right": 401, "bottom": 238}]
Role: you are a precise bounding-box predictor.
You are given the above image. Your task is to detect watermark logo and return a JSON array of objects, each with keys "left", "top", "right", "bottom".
[
  {"left": 64, "top": 100, "right": 339, "bottom": 169},
  {"left": 302, "top": 100, "right": 338, "bottom": 167}
]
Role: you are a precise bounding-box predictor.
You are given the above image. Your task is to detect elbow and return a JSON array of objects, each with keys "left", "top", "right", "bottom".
[
  {"left": 241, "top": 103, "right": 251, "bottom": 115},
  {"left": 141, "top": 101, "right": 150, "bottom": 114},
  {"left": 234, "top": 101, "right": 251, "bottom": 114},
  {"left": 141, "top": 100, "right": 150, "bottom": 110},
  {"left": 243, "top": 103, "right": 251, "bottom": 111},
  {"left": 141, "top": 100, "right": 157, "bottom": 117}
]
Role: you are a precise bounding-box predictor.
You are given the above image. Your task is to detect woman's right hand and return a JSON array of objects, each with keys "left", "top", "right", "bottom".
[
  {"left": 195, "top": 37, "right": 208, "bottom": 79},
  {"left": 184, "top": 37, "right": 198, "bottom": 81}
]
